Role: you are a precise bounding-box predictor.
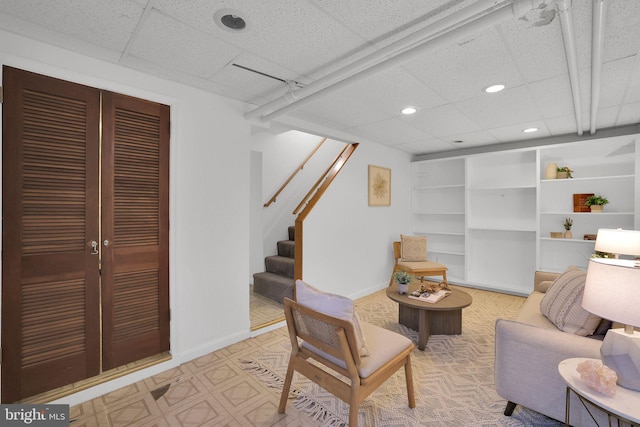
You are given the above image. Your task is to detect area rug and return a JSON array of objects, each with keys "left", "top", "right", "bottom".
[{"left": 242, "top": 285, "right": 563, "bottom": 426}]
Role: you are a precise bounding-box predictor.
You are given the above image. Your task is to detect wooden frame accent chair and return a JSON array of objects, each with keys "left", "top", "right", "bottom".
[
  {"left": 389, "top": 236, "right": 448, "bottom": 287},
  {"left": 279, "top": 288, "right": 415, "bottom": 426}
]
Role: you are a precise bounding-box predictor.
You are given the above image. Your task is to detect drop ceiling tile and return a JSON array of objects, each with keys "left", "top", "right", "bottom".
[
  {"left": 405, "top": 26, "right": 523, "bottom": 103},
  {"left": 598, "top": 56, "right": 636, "bottom": 108},
  {"left": 151, "top": 0, "right": 364, "bottom": 78},
  {"left": 527, "top": 75, "right": 574, "bottom": 119},
  {"left": 402, "top": 104, "right": 480, "bottom": 137},
  {"left": 339, "top": 68, "right": 447, "bottom": 115},
  {"left": 309, "top": 0, "right": 477, "bottom": 44},
  {"left": 498, "top": 5, "right": 569, "bottom": 82},
  {"left": 595, "top": 105, "right": 622, "bottom": 129},
  {"left": 210, "top": 54, "right": 303, "bottom": 104},
  {"left": 0, "top": 0, "right": 143, "bottom": 52},
  {"left": 617, "top": 101, "right": 640, "bottom": 125},
  {"left": 544, "top": 115, "right": 578, "bottom": 135},
  {"left": 127, "top": 10, "right": 240, "bottom": 79},
  {"left": 346, "top": 117, "right": 430, "bottom": 145},
  {"left": 625, "top": 61, "right": 640, "bottom": 104},
  {"left": 604, "top": 0, "right": 640, "bottom": 63},
  {"left": 488, "top": 120, "right": 550, "bottom": 142},
  {"left": 440, "top": 130, "right": 499, "bottom": 147},
  {"left": 454, "top": 85, "right": 541, "bottom": 129},
  {"left": 287, "top": 90, "right": 392, "bottom": 130},
  {"left": 401, "top": 138, "right": 454, "bottom": 154}
]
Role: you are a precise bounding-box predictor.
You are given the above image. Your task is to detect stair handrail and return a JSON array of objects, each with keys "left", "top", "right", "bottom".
[
  {"left": 294, "top": 143, "right": 359, "bottom": 282},
  {"left": 263, "top": 137, "right": 327, "bottom": 207},
  {"left": 293, "top": 143, "right": 353, "bottom": 215}
]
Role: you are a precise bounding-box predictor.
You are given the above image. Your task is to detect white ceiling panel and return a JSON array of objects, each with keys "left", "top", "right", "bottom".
[
  {"left": 0, "top": 0, "right": 638, "bottom": 156},
  {"left": 127, "top": 10, "right": 240, "bottom": 79},
  {"left": 454, "top": 85, "right": 542, "bottom": 129},
  {"left": 0, "top": 0, "right": 143, "bottom": 51},
  {"left": 402, "top": 104, "right": 480, "bottom": 137},
  {"left": 346, "top": 117, "right": 430, "bottom": 145},
  {"left": 488, "top": 120, "right": 551, "bottom": 142}
]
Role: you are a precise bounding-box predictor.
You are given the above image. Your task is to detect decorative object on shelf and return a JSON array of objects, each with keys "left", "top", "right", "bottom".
[
  {"left": 563, "top": 217, "right": 573, "bottom": 239},
  {"left": 368, "top": 165, "right": 391, "bottom": 206},
  {"left": 393, "top": 270, "right": 414, "bottom": 294},
  {"left": 545, "top": 162, "right": 558, "bottom": 179},
  {"left": 576, "top": 359, "right": 618, "bottom": 396},
  {"left": 573, "top": 193, "right": 594, "bottom": 212},
  {"left": 556, "top": 166, "right": 573, "bottom": 179},
  {"left": 582, "top": 229, "right": 640, "bottom": 391},
  {"left": 583, "top": 234, "right": 597, "bottom": 241},
  {"left": 550, "top": 231, "right": 563, "bottom": 238},
  {"left": 585, "top": 194, "right": 609, "bottom": 212}
]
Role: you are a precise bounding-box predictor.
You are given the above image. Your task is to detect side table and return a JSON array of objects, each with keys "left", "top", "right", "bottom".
[{"left": 558, "top": 358, "right": 640, "bottom": 426}]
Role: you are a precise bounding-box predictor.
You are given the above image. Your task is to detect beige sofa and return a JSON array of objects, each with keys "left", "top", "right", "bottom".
[{"left": 495, "top": 270, "right": 611, "bottom": 426}]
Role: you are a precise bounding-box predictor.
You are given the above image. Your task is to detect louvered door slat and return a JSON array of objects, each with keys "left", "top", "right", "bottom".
[
  {"left": 101, "top": 92, "right": 170, "bottom": 371},
  {"left": 2, "top": 66, "right": 101, "bottom": 403}
]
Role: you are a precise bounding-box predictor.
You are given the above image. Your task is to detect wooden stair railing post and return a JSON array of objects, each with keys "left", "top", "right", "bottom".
[
  {"left": 264, "top": 137, "right": 326, "bottom": 207},
  {"left": 293, "top": 143, "right": 359, "bottom": 284}
]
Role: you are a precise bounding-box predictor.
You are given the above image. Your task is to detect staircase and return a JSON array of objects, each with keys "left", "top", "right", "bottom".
[{"left": 253, "top": 226, "right": 295, "bottom": 304}]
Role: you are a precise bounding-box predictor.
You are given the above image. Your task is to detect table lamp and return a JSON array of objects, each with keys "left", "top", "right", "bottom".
[{"left": 582, "top": 229, "right": 640, "bottom": 391}]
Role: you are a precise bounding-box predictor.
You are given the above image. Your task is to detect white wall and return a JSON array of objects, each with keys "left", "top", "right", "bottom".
[{"left": 0, "top": 29, "right": 414, "bottom": 405}]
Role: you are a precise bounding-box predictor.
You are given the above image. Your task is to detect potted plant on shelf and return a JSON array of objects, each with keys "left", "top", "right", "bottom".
[
  {"left": 556, "top": 166, "right": 573, "bottom": 179},
  {"left": 585, "top": 195, "right": 609, "bottom": 212},
  {"left": 563, "top": 217, "right": 573, "bottom": 239},
  {"left": 393, "top": 270, "right": 414, "bottom": 294}
]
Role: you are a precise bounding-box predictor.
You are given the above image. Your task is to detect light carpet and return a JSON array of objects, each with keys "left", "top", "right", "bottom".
[{"left": 242, "top": 285, "right": 563, "bottom": 426}]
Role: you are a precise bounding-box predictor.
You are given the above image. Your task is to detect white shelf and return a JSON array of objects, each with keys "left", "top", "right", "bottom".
[
  {"left": 414, "top": 184, "right": 464, "bottom": 190},
  {"left": 430, "top": 250, "right": 465, "bottom": 256},
  {"left": 540, "top": 237, "right": 596, "bottom": 244},
  {"left": 415, "top": 230, "right": 465, "bottom": 236},
  {"left": 468, "top": 225, "right": 536, "bottom": 232},
  {"left": 468, "top": 185, "right": 537, "bottom": 191},
  {"left": 541, "top": 174, "right": 634, "bottom": 183}
]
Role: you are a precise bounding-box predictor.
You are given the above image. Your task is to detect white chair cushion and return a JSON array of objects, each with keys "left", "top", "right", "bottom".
[{"left": 302, "top": 321, "right": 413, "bottom": 378}]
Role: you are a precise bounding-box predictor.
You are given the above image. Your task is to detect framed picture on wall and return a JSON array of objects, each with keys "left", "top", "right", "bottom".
[{"left": 368, "top": 165, "right": 391, "bottom": 206}]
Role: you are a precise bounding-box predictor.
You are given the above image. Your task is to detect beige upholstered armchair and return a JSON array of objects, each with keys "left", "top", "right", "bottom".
[{"left": 279, "top": 280, "right": 415, "bottom": 426}]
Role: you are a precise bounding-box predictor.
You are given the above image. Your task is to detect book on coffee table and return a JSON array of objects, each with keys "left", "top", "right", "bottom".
[{"left": 408, "top": 289, "right": 451, "bottom": 303}]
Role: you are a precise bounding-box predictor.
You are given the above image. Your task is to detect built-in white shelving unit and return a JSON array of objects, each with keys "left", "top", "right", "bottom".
[
  {"left": 411, "top": 134, "right": 639, "bottom": 296},
  {"left": 412, "top": 158, "right": 465, "bottom": 281}
]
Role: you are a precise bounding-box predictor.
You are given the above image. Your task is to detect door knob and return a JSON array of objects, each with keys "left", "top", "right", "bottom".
[{"left": 90, "top": 240, "right": 99, "bottom": 255}]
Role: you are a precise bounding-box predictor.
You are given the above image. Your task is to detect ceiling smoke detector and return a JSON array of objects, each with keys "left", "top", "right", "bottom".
[{"left": 214, "top": 9, "right": 248, "bottom": 32}]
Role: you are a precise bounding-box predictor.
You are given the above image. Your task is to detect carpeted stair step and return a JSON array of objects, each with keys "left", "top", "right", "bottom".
[
  {"left": 277, "top": 240, "right": 295, "bottom": 258},
  {"left": 265, "top": 255, "right": 294, "bottom": 278},
  {"left": 253, "top": 272, "right": 294, "bottom": 303}
]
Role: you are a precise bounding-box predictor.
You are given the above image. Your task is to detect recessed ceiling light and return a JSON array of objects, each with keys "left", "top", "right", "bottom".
[
  {"left": 214, "top": 9, "right": 248, "bottom": 32},
  {"left": 401, "top": 106, "right": 418, "bottom": 115},
  {"left": 523, "top": 127, "right": 539, "bottom": 133},
  {"left": 452, "top": 140, "right": 464, "bottom": 144},
  {"left": 484, "top": 84, "right": 505, "bottom": 93}
]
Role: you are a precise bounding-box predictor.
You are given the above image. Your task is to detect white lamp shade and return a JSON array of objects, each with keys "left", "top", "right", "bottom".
[
  {"left": 583, "top": 258, "right": 640, "bottom": 327},
  {"left": 594, "top": 229, "right": 640, "bottom": 255}
]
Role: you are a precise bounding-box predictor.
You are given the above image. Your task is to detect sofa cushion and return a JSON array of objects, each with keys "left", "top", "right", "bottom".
[
  {"left": 295, "top": 280, "right": 370, "bottom": 357},
  {"left": 540, "top": 267, "right": 602, "bottom": 336},
  {"left": 515, "top": 291, "right": 559, "bottom": 331},
  {"left": 400, "top": 235, "right": 428, "bottom": 261}
]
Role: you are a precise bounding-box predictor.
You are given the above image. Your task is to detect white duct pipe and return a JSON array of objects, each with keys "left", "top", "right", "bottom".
[
  {"left": 590, "top": 0, "right": 607, "bottom": 135},
  {"left": 246, "top": 0, "right": 545, "bottom": 122},
  {"left": 556, "top": 0, "right": 584, "bottom": 136}
]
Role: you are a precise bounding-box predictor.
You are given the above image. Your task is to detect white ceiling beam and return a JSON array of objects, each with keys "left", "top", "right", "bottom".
[{"left": 590, "top": 0, "right": 607, "bottom": 135}]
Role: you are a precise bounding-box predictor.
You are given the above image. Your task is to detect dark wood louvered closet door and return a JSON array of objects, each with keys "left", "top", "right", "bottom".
[
  {"left": 1, "top": 67, "right": 170, "bottom": 403},
  {"left": 101, "top": 92, "right": 170, "bottom": 370},
  {"left": 1, "top": 67, "right": 101, "bottom": 403}
]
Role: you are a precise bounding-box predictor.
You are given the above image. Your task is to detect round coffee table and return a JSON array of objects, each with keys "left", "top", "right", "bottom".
[{"left": 386, "top": 282, "right": 472, "bottom": 350}]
